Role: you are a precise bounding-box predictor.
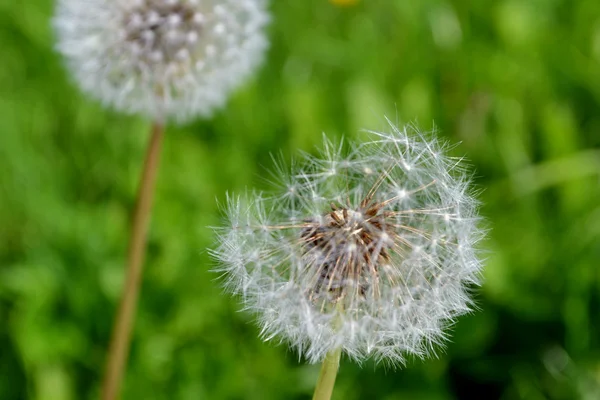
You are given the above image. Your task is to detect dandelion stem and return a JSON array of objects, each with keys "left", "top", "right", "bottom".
[
  {"left": 312, "top": 348, "right": 342, "bottom": 400},
  {"left": 101, "top": 121, "right": 165, "bottom": 400}
]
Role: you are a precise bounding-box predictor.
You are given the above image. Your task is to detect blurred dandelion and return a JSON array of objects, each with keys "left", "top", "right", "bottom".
[
  {"left": 330, "top": 0, "right": 360, "bottom": 7},
  {"left": 54, "top": 0, "right": 269, "bottom": 122},
  {"left": 53, "top": 1, "right": 269, "bottom": 399},
  {"left": 213, "top": 120, "right": 484, "bottom": 399}
]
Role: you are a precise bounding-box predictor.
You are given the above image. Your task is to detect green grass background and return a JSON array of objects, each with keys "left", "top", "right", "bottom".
[{"left": 1, "top": 0, "right": 600, "bottom": 399}]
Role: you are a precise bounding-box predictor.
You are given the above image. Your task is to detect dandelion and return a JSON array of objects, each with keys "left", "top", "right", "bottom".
[
  {"left": 329, "top": 0, "right": 360, "bottom": 7},
  {"left": 53, "top": 0, "right": 269, "bottom": 122},
  {"left": 53, "top": 2, "right": 269, "bottom": 399},
  {"left": 212, "top": 120, "right": 484, "bottom": 399}
]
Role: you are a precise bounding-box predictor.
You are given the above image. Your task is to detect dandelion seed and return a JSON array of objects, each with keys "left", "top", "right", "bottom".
[
  {"left": 212, "top": 120, "right": 485, "bottom": 373},
  {"left": 53, "top": 0, "right": 269, "bottom": 122}
]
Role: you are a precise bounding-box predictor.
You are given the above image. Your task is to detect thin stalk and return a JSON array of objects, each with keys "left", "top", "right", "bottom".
[
  {"left": 100, "top": 122, "right": 165, "bottom": 400},
  {"left": 312, "top": 348, "right": 342, "bottom": 400}
]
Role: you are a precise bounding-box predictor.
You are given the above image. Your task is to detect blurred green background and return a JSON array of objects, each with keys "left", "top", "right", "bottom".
[{"left": 1, "top": 0, "right": 600, "bottom": 399}]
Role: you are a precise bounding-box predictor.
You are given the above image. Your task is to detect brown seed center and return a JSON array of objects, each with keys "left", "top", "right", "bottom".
[
  {"left": 123, "top": 1, "right": 205, "bottom": 65},
  {"left": 301, "top": 203, "right": 392, "bottom": 302}
]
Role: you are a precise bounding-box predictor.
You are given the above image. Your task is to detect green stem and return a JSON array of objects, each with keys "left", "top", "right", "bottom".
[{"left": 312, "top": 348, "right": 342, "bottom": 400}]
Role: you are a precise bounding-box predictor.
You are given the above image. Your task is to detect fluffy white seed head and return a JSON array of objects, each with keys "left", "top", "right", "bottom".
[
  {"left": 212, "top": 121, "right": 485, "bottom": 364},
  {"left": 54, "top": 0, "right": 269, "bottom": 122}
]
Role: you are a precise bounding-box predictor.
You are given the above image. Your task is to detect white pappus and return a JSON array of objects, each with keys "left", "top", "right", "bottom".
[
  {"left": 212, "top": 120, "right": 485, "bottom": 365},
  {"left": 53, "top": 0, "right": 269, "bottom": 122}
]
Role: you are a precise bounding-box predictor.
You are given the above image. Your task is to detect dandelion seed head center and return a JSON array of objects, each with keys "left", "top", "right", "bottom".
[
  {"left": 123, "top": 0, "right": 208, "bottom": 68},
  {"left": 301, "top": 204, "right": 393, "bottom": 301}
]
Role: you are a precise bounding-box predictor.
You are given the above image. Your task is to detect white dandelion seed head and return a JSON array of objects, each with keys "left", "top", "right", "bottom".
[
  {"left": 212, "top": 120, "right": 485, "bottom": 365},
  {"left": 53, "top": 0, "right": 269, "bottom": 122}
]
